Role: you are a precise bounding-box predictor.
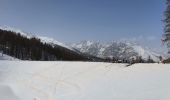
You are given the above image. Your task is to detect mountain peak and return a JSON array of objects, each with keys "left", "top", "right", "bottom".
[{"left": 71, "top": 41, "right": 164, "bottom": 62}]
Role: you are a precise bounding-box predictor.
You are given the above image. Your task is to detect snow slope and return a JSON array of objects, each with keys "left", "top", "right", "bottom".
[
  {"left": 0, "top": 53, "right": 19, "bottom": 60},
  {"left": 0, "top": 61, "right": 170, "bottom": 100},
  {"left": 0, "top": 25, "right": 33, "bottom": 38},
  {"left": 0, "top": 26, "right": 72, "bottom": 50},
  {"left": 0, "top": 84, "right": 20, "bottom": 100}
]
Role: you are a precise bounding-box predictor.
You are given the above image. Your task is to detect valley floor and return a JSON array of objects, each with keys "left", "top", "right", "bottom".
[{"left": 0, "top": 61, "right": 169, "bottom": 100}]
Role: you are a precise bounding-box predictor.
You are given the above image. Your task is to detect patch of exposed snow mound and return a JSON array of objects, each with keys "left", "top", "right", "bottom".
[{"left": 0, "top": 53, "right": 19, "bottom": 60}]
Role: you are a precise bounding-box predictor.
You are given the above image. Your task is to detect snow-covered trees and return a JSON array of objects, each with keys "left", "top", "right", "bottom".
[{"left": 163, "top": 0, "right": 170, "bottom": 53}]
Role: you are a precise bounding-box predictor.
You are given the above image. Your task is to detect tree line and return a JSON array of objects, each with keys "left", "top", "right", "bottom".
[
  {"left": 0, "top": 29, "right": 89, "bottom": 61},
  {"left": 162, "top": 0, "right": 170, "bottom": 63},
  {"left": 0, "top": 29, "right": 160, "bottom": 63}
]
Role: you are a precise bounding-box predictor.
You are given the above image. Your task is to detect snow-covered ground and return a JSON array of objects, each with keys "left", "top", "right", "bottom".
[
  {"left": 0, "top": 53, "right": 19, "bottom": 60},
  {"left": 0, "top": 61, "right": 170, "bottom": 100}
]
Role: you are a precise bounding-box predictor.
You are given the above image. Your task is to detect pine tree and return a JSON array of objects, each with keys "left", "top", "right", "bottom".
[{"left": 163, "top": 0, "right": 170, "bottom": 53}]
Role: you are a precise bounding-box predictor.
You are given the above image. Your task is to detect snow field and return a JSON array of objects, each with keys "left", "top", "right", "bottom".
[{"left": 0, "top": 61, "right": 169, "bottom": 100}]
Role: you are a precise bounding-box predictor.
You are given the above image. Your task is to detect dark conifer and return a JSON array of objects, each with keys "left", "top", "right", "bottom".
[{"left": 163, "top": 0, "right": 170, "bottom": 53}]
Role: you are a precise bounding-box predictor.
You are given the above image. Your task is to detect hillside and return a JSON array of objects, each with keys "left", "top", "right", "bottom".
[
  {"left": 0, "top": 26, "right": 73, "bottom": 50},
  {"left": 0, "top": 61, "right": 170, "bottom": 100},
  {"left": 0, "top": 27, "right": 89, "bottom": 61}
]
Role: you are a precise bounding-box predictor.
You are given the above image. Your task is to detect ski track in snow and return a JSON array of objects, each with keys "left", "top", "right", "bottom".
[
  {"left": 15, "top": 63, "right": 80, "bottom": 100},
  {"left": 0, "top": 61, "right": 170, "bottom": 100},
  {"left": 0, "top": 61, "right": 126, "bottom": 100}
]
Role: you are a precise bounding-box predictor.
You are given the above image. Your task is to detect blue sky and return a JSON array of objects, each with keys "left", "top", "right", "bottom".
[{"left": 0, "top": 0, "right": 167, "bottom": 51}]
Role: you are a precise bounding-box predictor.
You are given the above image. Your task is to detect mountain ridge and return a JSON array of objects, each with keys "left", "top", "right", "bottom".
[
  {"left": 0, "top": 26, "right": 91, "bottom": 61},
  {"left": 0, "top": 25, "right": 73, "bottom": 50},
  {"left": 71, "top": 40, "right": 163, "bottom": 62},
  {"left": 0, "top": 25, "right": 164, "bottom": 62}
]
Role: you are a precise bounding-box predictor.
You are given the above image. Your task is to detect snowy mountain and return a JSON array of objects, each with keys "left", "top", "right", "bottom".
[
  {"left": 0, "top": 25, "right": 163, "bottom": 62},
  {"left": 71, "top": 40, "right": 163, "bottom": 62},
  {"left": 0, "top": 26, "right": 92, "bottom": 61},
  {"left": 0, "top": 26, "right": 72, "bottom": 50}
]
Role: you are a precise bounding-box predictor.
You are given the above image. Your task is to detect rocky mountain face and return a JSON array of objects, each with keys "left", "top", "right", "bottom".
[{"left": 71, "top": 40, "right": 162, "bottom": 62}]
